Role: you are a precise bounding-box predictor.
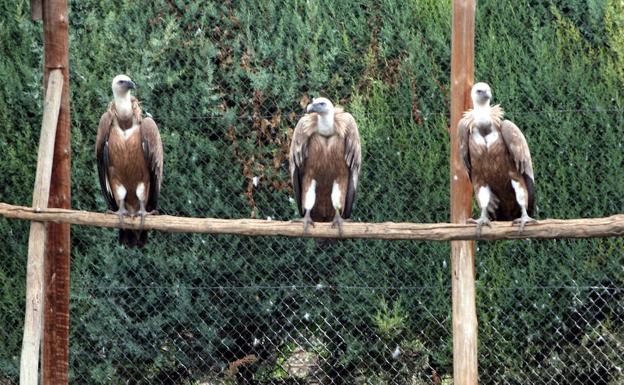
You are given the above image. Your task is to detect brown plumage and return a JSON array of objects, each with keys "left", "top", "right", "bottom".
[
  {"left": 96, "top": 75, "right": 163, "bottom": 248},
  {"left": 458, "top": 82, "right": 535, "bottom": 235},
  {"left": 289, "top": 97, "right": 361, "bottom": 244}
]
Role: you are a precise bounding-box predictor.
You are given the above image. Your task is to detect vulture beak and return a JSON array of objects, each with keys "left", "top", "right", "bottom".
[
  {"left": 306, "top": 103, "right": 316, "bottom": 113},
  {"left": 475, "top": 89, "right": 491, "bottom": 102},
  {"left": 126, "top": 80, "right": 136, "bottom": 90}
]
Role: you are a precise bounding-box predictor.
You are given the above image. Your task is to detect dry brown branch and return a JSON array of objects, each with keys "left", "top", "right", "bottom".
[{"left": 1, "top": 203, "right": 623, "bottom": 241}]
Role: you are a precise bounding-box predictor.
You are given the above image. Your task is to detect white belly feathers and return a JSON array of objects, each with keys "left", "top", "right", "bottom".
[
  {"left": 472, "top": 130, "right": 500, "bottom": 149},
  {"left": 115, "top": 124, "right": 140, "bottom": 140}
]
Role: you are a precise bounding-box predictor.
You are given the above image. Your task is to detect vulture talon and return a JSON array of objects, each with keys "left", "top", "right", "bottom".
[
  {"left": 108, "top": 207, "right": 129, "bottom": 227},
  {"left": 331, "top": 213, "right": 344, "bottom": 237},
  {"left": 468, "top": 216, "right": 491, "bottom": 237},
  {"left": 135, "top": 201, "right": 158, "bottom": 229},
  {"left": 136, "top": 210, "right": 150, "bottom": 229},
  {"left": 513, "top": 215, "right": 536, "bottom": 233},
  {"left": 302, "top": 211, "right": 315, "bottom": 234}
]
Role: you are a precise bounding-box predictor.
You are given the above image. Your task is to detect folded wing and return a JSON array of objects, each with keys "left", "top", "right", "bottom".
[
  {"left": 337, "top": 112, "right": 361, "bottom": 218},
  {"left": 95, "top": 110, "right": 117, "bottom": 211},
  {"left": 140, "top": 117, "right": 164, "bottom": 212}
]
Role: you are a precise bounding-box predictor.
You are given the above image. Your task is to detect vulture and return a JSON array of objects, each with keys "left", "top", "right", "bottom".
[
  {"left": 458, "top": 82, "right": 536, "bottom": 235},
  {"left": 289, "top": 97, "right": 361, "bottom": 242},
  {"left": 96, "top": 74, "right": 163, "bottom": 248}
]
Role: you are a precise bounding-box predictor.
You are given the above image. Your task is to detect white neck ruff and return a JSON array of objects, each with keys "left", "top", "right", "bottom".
[
  {"left": 114, "top": 94, "right": 133, "bottom": 118},
  {"left": 317, "top": 112, "right": 335, "bottom": 136}
]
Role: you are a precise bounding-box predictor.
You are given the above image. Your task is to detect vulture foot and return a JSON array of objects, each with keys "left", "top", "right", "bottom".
[
  {"left": 134, "top": 209, "right": 158, "bottom": 229},
  {"left": 331, "top": 213, "right": 344, "bottom": 236},
  {"left": 468, "top": 216, "right": 491, "bottom": 237},
  {"left": 134, "top": 200, "right": 159, "bottom": 229},
  {"left": 301, "top": 211, "right": 315, "bottom": 234},
  {"left": 512, "top": 215, "right": 536, "bottom": 232},
  {"left": 107, "top": 207, "right": 129, "bottom": 227}
]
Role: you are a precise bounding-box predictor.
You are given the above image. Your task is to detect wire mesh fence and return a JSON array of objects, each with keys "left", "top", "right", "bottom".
[{"left": 1, "top": 0, "right": 624, "bottom": 384}]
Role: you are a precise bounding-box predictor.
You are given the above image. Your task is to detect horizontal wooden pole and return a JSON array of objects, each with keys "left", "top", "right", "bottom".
[{"left": 1, "top": 203, "right": 623, "bottom": 241}]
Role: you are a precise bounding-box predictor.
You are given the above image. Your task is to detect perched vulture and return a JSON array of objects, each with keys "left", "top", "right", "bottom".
[
  {"left": 289, "top": 97, "right": 361, "bottom": 242},
  {"left": 458, "top": 82, "right": 536, "bottom": 234},
  {"left": 96, "top": 74, "right": 163, "bottom": 248}
]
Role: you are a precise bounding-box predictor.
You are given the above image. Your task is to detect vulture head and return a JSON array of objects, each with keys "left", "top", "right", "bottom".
[
  {"left": 307, "top": 97, "right": 334, "bottom": 115},
  {"left": 307, "top": 97, "right": 336, "bottom": 136},
  {"left": 471, "top": 82, "right": 492, "bottom": 107},
  {"left": 111, "top": 74, "right": 136, "bottom": 97}
]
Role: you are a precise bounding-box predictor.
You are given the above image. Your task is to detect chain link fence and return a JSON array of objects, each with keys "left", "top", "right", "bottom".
[{"left": 1, "top": 1, "right": 624, "bottom": 384}]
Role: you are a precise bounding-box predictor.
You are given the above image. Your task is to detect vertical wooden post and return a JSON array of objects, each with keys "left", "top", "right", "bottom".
[
  {"left": 450, "top": 1, "right": 478, "bottom": 385},
  {"left": 42, "top": 0, "right": 71, "bottom": 384},
  {"left": 20, "top": 70, "right": 63, "bottom": 385}
]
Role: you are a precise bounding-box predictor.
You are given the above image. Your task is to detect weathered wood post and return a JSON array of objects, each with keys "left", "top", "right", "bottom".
[
  {"left": 42, "top": 0, "right": 71, "bottom": 384},
  {"left": 450, "top": 0, "right": 478, "bottom": 384},
  {"left": 19, "top": 70, "right": 63, "bottom": 385}
]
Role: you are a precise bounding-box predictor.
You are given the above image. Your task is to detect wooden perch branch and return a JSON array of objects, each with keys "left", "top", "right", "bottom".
[{"left": 1, "top": 203, "right": 623, "bottom": 241}]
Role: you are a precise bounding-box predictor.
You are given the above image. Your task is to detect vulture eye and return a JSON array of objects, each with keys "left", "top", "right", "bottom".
[{"left": 320, "top": 102, "right": 326, "bottom": 106}]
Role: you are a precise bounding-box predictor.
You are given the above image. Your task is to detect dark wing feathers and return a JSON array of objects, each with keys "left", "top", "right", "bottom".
[
  {"left": 457, "top": 116, "right": 472, "bottom": 179},
  {"left": 289, "top": 115, "right": 314, "bottom": 216},
  {"left": 292, "top": 169, "right": 304, "bottom": 216},
  {"left": 500, "top": 120, "right": 534, "bottom": 180},
  {"left": 524, "top": 174, "right": 536, "bottom": 216},
  {"left": 500, "top": 119, "right": 536, "bottom": 214},
  {"left": 338, "top": 112, "right": 361, "bottom": 219},
  {"left": 95, "top": 111, "right": 117, "bottom": 211},
  {"left": 140, "top": 117, "right": 164, "bottom": 212}
]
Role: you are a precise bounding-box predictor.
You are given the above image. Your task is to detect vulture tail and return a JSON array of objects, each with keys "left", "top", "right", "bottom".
[
  {"left": 118, "top": 229, "right": 148, "bottom": 248},
  {"left": 315, "top": 238, "right": 338, "bottom": 249}
]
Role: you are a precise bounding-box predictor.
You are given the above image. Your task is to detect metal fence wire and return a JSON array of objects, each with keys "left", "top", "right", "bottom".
[{"left": 1, "top": 1, "right": 624, "bottom": 385}]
